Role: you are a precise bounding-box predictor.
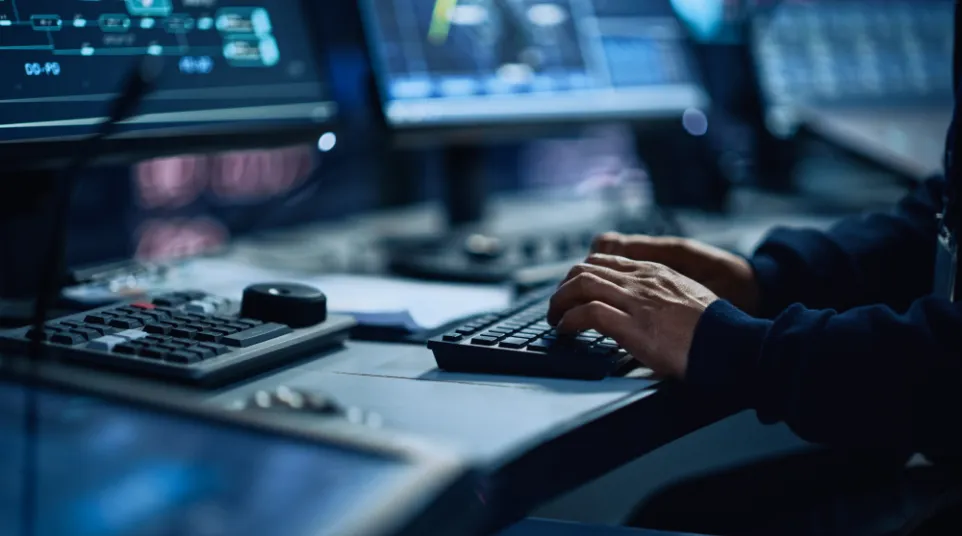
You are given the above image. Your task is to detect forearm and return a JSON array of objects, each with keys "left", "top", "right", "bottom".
[
  {"left": 751, "top": 179, "right": 943, "bottom": 317},
  {"left": 687, "top": 298, "right": 962, "bottom": 454}
]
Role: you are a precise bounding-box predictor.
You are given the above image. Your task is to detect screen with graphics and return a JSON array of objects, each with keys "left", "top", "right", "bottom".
[
  {"left": 0, "top": 0, "right": 335, "bottom": 148},
  {"left": 0, "top": 379, "right": 417, "bottom": 536},
  {"left": 361, "top": 0, "right": 708, "bottom": 127}
]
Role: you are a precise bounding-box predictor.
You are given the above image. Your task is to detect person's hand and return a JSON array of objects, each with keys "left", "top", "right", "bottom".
[
  {"left": 592, "top": 233, "right": 760, "bottom": 315},
  {"left": 547, "top": 254, "right": 720, "bottom": 379}
]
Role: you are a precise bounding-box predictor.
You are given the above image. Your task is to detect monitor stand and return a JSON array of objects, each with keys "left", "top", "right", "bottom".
[
  {"left": 381, "top": 141, "right": 685, "bottom": 285},
  {"left": 632, "top": 123, "right": 731, "bottom": 213}
]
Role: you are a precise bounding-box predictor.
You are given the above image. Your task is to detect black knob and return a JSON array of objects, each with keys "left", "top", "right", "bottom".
[{"left": 241, "top": 282, "right": 327, "bottom": 328}]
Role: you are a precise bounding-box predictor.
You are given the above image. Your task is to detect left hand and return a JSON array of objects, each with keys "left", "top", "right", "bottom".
[{"left": 547, "top": 254, "right": 720, "bottom": 379}]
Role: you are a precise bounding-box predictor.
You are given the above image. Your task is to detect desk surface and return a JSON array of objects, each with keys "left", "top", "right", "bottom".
[
  {"left": 198, "top": 188, "right": 861, "bottom": 529},
  {"left": 206, "top": 342, "right": 732, "bottom": 531}
]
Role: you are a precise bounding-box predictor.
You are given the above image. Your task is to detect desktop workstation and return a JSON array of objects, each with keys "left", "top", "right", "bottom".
[
  {"left": 0, "top": 0, "right": 957, "bottom": 535},
  {"left": 0, "top": 0, "right": 737, "bottom": 534}
]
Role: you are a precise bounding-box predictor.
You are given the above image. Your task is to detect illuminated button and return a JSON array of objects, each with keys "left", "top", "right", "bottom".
[
  {"left": 31, "top": 15, "right": 63, "bottom": 31},
  {"left": 98, "top": 14, "right": 131, "bottom": 32},
  {"left": 164, "top": 14, "right": 195, "bottom": 33}
]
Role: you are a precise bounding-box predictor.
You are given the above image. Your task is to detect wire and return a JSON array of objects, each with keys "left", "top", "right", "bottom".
[{"left": 20, "top": 55, "right": 162, "bottom": 536}]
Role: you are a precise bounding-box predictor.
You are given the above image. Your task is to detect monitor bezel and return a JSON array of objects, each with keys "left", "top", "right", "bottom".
[
  {"left": 0, "top": 0, "right": 342, "bottom": 172},
  {"left": 357, "top": 0, "right": 711, "bottom": 148},
  {"left": 0, "top": 357, "right": 481, "bottom": 536}
]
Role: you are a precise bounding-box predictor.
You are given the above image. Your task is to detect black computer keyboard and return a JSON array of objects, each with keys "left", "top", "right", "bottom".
[
  {"left": 0, "top": 290, "right": 355, "bottom": 386},
  {"left": 428, "top": 290, "right": 633, "bottom": 380}
]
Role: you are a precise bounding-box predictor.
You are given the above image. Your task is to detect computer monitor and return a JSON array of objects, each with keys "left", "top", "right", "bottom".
[
  {"left": 0, "top": 373, "right": 481, "bottom": 536},
  {"left": 360, "top": 0, "right": 709, "bottom": 139},
  {"left": 749, "top": 0, "right": 953, "bottom": 182},
  {"left": 0, "top": 0, "right": 338, "bottom": 169}
]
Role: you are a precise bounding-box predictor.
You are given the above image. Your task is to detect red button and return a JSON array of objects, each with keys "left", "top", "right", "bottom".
[{"left": 131, "top": 302, "right": 156, "bottom": 310}]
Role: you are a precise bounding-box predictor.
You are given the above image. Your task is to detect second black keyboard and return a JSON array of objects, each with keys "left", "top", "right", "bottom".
[{"left": 428, "top": 291, "right": 634, "bottom": 380}]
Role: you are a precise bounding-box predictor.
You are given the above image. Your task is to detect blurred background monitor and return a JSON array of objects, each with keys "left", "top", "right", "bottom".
[
  {"left": 751, "top": 0, "right": 953, "bottom": 182},
  {"left": 0, "top": 0, "right": 337, "bottom": 169},
  {"left": 360, "top": 0, "right": 709, "bottom": 140}
]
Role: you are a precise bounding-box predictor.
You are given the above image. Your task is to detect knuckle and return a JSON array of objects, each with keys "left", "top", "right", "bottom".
[
  {"left": 567, "top": 263, "right": 589, "bottom": 279},
  {"left": 585, "top": 301, "right": 607, "bottom": 320}
]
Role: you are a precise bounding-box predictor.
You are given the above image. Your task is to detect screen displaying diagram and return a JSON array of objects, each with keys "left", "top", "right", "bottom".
[
  {"left": 362, "top": 0, "right": 708, "bottom": 126},
  {"left": 0, "top": 0, "right": 334, "bottom": 145}
]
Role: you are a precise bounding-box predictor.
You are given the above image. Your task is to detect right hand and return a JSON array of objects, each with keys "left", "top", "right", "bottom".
[{"left": 591, "top": 232, "right": 761, "bottom": 315}]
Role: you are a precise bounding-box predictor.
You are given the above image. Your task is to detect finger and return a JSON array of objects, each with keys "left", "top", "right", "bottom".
[
  {"left": 591, "top": 232, "right": 624, "bottom": 254},
  {"left": 548, "top": 272, "right": 635, "bottom": 326},
  {"left": 599, "top": 235, "right": 688, "bottom": 265},
  {"left": 557, "top": 301, "right": 635, "bottom": 343},
  {"left": 583, "top": 253, "right": 659, "bottom": 275},
  {"left": 561, "top": 260, "right": 632, "bottom": 287}
]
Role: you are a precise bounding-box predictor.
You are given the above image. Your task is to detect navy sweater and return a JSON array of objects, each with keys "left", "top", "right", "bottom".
[{"left": 686, "top": 9, "right": 962, "bottom": 456}]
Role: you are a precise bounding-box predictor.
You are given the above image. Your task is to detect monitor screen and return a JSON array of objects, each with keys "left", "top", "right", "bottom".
[
  {"left": 0, "top": 380, "right": 418, "bottom": 536},
  {"left": 0, "top": 0, "right": 336, "bottom": 162},
  {"left": 361, "top": 0, "right": 709, "bottom": 128},
  {"left": 752, "top": 0, "right": 953, "bottom": 112}
]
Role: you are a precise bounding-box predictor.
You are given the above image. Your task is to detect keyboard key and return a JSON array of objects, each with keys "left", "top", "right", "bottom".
[
  {"left": 84, "top": 314, "right": 110, "bottom": 325},
  {"left": 131, "top": 302, "right": 156, "bottom": 310},
  {"left": 115, "top": 329, "right": 148, "bottom": 342},
  {"left": 68, "top": 328, "right": 100, "bottom": 341},
  {"left": 113, "top": 344, "right": 141, "bottom": 355},
  {"left": 86, "top": 335, "right": 129, "bottom": 352},
  {"left": 139, "top": 347, "right": 168, "bottom": 359},
  {"left": 482, "top": 331, "right": 507, "bottom": 339},
  {"left": 166, "top": 351, "right": 201, "bottom": 364},
  {"left": 143, "top": 323, "right": 171, "bottom": 335},
  {"left": 108, "top": 318, "right": 142, "bottom": 329},
  {"left": 195, "top": 331, "right": 222, "bottom": 343},
  {"left": 527, "top": 339, "right": 554, "bottom": 352},
  {"left": 59, "top": 321, "right": 85, "bottom": 329},
  {"left": 221, "top": 323, "right": 292, "bottom": 348},
  {"left": 442, "top": 334, "right": 463, "bottom": 342},
  {"left": 83, "top": 325, "right": 114, "bottom": 336},
  {"left": 235, "top": 318, "right": 263, "bottom": 328},
  {"left": 195, "top": 343, "right": 229, "bottom": 355},
  {"left": 51, "top": 332, "right": 86, "bottom": 345},
  {"left": 517, "top": 329, "right": 542, "bottom": 338},
  {"left": 183, "top": 345, "right": 216, "bottom": 359},
  {"left": 141, "top": 310, "right": 171, "bottom": 321},
  {"left": 486, "top": 328, "right": 513, "bottom": 335},
  {"left": 596, "top": 341, "right": 619, "bottom": 350},
  {"left": 143, "top": 335, "right": 168, "bottom": 344},
  {"left": 185, "top": 300, "right": 216, "bottom": 314},
  {"left": 456, "top": 327, "right": 478, "bottom": 335},
  {"left": 25, "top": 329, "right": 52, "bottom": 341},
  {"left": 170, "top": 327, "right": 198, "bottom": 339},
  {"left": 129, "top": 315, "right": 154, "bottom": 325},
  {"left": 471, "top": 336, "right": 498, "bottom": 346},
  {"left": 499, "top": 338, "right": 528, "bottom": 349}
]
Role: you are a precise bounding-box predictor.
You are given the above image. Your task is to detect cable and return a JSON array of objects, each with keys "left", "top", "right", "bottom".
[{"left": 20, "top": 55, "right": 162, "bottom": 536}]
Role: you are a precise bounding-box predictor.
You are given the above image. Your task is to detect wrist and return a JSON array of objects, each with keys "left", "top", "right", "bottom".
[{"left": 686, "top": 300, "right": 772, "bottom": 403}]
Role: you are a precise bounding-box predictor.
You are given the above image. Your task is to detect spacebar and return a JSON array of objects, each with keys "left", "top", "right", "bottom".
[{"left": 222, "top": 323, "right": 292, "bottom": 347}]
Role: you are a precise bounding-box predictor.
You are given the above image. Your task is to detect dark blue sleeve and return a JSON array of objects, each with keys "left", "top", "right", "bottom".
[
  {"left": 687, "top": 299, "right": 962, "bottom": 454},
  {"left": 750, "top": 178, "right": 944, "bottom": 317}
]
